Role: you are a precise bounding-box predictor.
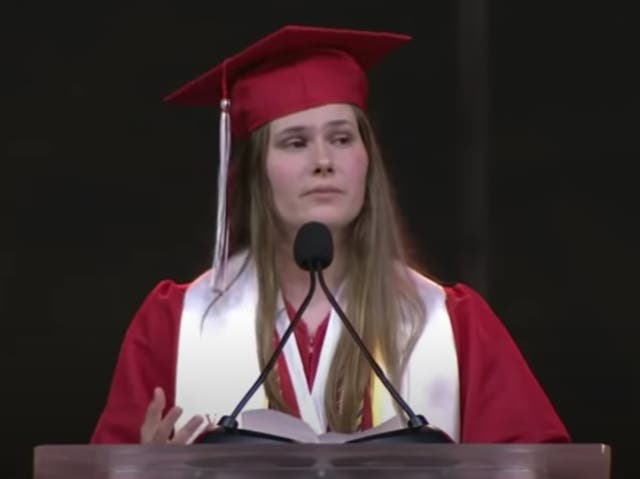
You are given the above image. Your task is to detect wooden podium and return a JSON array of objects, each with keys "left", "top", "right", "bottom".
[{"left": 34, "top": 443, "right": 611, "bottom": 478}]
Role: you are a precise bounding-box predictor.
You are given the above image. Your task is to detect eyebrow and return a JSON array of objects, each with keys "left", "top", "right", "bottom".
[{"left": 273, "top": 119, "right": 356, "bottom": 139}]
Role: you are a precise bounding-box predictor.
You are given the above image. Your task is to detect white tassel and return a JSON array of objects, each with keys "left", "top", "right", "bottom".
[{"left": 211, "top": 98, "right": 232, "bottom": 292}]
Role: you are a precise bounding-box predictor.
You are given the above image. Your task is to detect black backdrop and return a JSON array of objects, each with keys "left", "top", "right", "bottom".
[{"left": 3, "top": 2, "right": 638, "bottom": 478}]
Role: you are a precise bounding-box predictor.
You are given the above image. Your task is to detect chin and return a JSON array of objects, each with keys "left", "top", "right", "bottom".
[
  {"left": 281, "top": 206, "right": 362, "bottom": 237},
  {"left": 297, "top": 213, "right": 357, "bottom": 232}
]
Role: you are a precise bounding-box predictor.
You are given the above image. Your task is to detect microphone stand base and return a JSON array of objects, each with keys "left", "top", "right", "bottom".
[
  {"left": 346, "top": 425, "right": 454, "bottom": 444},
  {"left": 195, "top": 427, "right": 296, "bottom": 444},
  {"left": 195, "top": 424, "right": 452, "bottom": 445}
]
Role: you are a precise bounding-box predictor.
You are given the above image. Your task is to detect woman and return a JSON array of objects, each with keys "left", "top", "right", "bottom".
[{"left": 90, "top": 25, "right": 570, "bottom": 445}]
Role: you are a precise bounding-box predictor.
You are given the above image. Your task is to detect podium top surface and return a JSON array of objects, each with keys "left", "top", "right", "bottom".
[{"left": 34, "top": 443, "right": 611, "bottom": 479}]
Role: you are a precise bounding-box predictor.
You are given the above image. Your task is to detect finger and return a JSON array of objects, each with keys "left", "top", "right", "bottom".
[
  {"left": 171, "top": 415, "right": 205, "bottom": 444},
  {"left": 153, "top": 406, "right": 183, "bottom": 443},
  {"left": 205, "top": 420, "right": 220, "bottom": 432},
  {"left": 140, "top": 387, "right": 165, "bottom": 443},
  {"left": 143, "top": 387, "right": 165, "bottom": 426}
]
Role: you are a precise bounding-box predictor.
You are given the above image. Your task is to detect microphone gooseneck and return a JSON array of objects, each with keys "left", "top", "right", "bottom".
[
  {"left": 315, "top": 267, "right": 428, "bottom": 429},
  {"left": 307, "top": 222, "right": 453, "bottom": 442},
  {"left": 216, "top": 221, "right": 329, "bottom": 429},
  {"left": 217, "top": 269, "right": 316, "bottom": 429}
]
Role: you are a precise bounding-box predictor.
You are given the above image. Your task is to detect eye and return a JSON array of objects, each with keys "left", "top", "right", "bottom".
[
  {"left": 330, "top": 132, "right": 354, "bottom": 146},
  {"left": 281, "top": 136, "right": 308, "bottom": 149}
]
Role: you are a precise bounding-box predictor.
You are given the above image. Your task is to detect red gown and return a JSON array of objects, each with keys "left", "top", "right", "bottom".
[{"left": 90, "top": 280, "right": 570, "bottom": 444}]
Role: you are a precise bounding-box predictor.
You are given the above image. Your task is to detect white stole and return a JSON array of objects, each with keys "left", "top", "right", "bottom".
[{"left": 174, "top": 252, "right": 460, "bottom": 442}]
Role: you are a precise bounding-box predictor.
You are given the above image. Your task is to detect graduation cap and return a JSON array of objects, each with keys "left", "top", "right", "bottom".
[{"left": 163, "top": 25, "right": 411, "bottom": 290}]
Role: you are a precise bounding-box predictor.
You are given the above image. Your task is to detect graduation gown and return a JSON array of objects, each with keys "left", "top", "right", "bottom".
[{"left": 90, "top": 256, "right": 570, "bottom": 444}]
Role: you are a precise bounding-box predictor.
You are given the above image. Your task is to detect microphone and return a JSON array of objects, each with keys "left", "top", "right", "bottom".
[
  {"left": 195, "top": 222, "right": 330, "bottom": 444},
  {"left": 307, "top": 222, "right": 452, "bottom": 443},
  {"left": 294, "top": 221, "right": 333, "bottom": 271}
]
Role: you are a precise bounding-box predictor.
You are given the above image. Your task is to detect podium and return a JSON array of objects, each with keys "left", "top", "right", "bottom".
[{"left": 34, "top": 443, "right": 610, "bottom": 478}]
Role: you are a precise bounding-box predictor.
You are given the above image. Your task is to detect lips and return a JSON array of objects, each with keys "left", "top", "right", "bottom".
[{"left": 303, "top": 186, "right": 343, "bottom": 196}]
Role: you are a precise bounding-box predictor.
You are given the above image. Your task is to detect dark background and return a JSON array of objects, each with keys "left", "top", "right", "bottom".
[{"left": 3, "top": 2, "right": 638, "bottom": 478}]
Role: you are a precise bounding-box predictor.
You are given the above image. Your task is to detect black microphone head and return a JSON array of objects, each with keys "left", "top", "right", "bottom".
[{"left": 293, "top": 222, "right": 333, "bottom": 271}]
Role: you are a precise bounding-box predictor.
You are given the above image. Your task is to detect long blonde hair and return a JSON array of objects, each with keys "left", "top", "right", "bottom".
[{"left": 227, "top": 106, "right": 427, "bottom": 432}]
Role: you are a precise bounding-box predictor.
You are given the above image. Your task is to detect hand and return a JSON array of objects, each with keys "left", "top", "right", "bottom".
[{"left": 140, "top": 387, "right": 205, "bottom": 444}]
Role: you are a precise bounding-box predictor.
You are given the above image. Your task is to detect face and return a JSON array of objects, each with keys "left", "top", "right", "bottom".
[{"left": 265, "top": 103, "right": 369, "bottom": 240}]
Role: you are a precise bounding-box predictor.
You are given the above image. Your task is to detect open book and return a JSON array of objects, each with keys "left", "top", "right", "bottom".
[{"left": 237, "top": 408, "right": 405, "bottom": 444}]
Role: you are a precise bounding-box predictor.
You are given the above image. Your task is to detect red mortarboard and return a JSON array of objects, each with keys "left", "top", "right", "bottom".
[
  {"left": 163, "top": 25, "right": 411, "bottom": 290},
  {"left": 164, "top": 24, "right": 411, "bottom": 139}
]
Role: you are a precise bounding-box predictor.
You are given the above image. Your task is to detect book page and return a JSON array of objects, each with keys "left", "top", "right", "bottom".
[
  {"left": 317, "top": 415, "right": 405, "bottom": 443},
  {"left": 239, "top": 409, "right": 320, "bottom": 443},
  {"left": 239, "top": 408, "right": 406, "bottom": 444}
]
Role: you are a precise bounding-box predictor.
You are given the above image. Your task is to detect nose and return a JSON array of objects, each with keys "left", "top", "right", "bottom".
[{"left": 312, "top": 140, "right": 334, "bottom": 175}]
